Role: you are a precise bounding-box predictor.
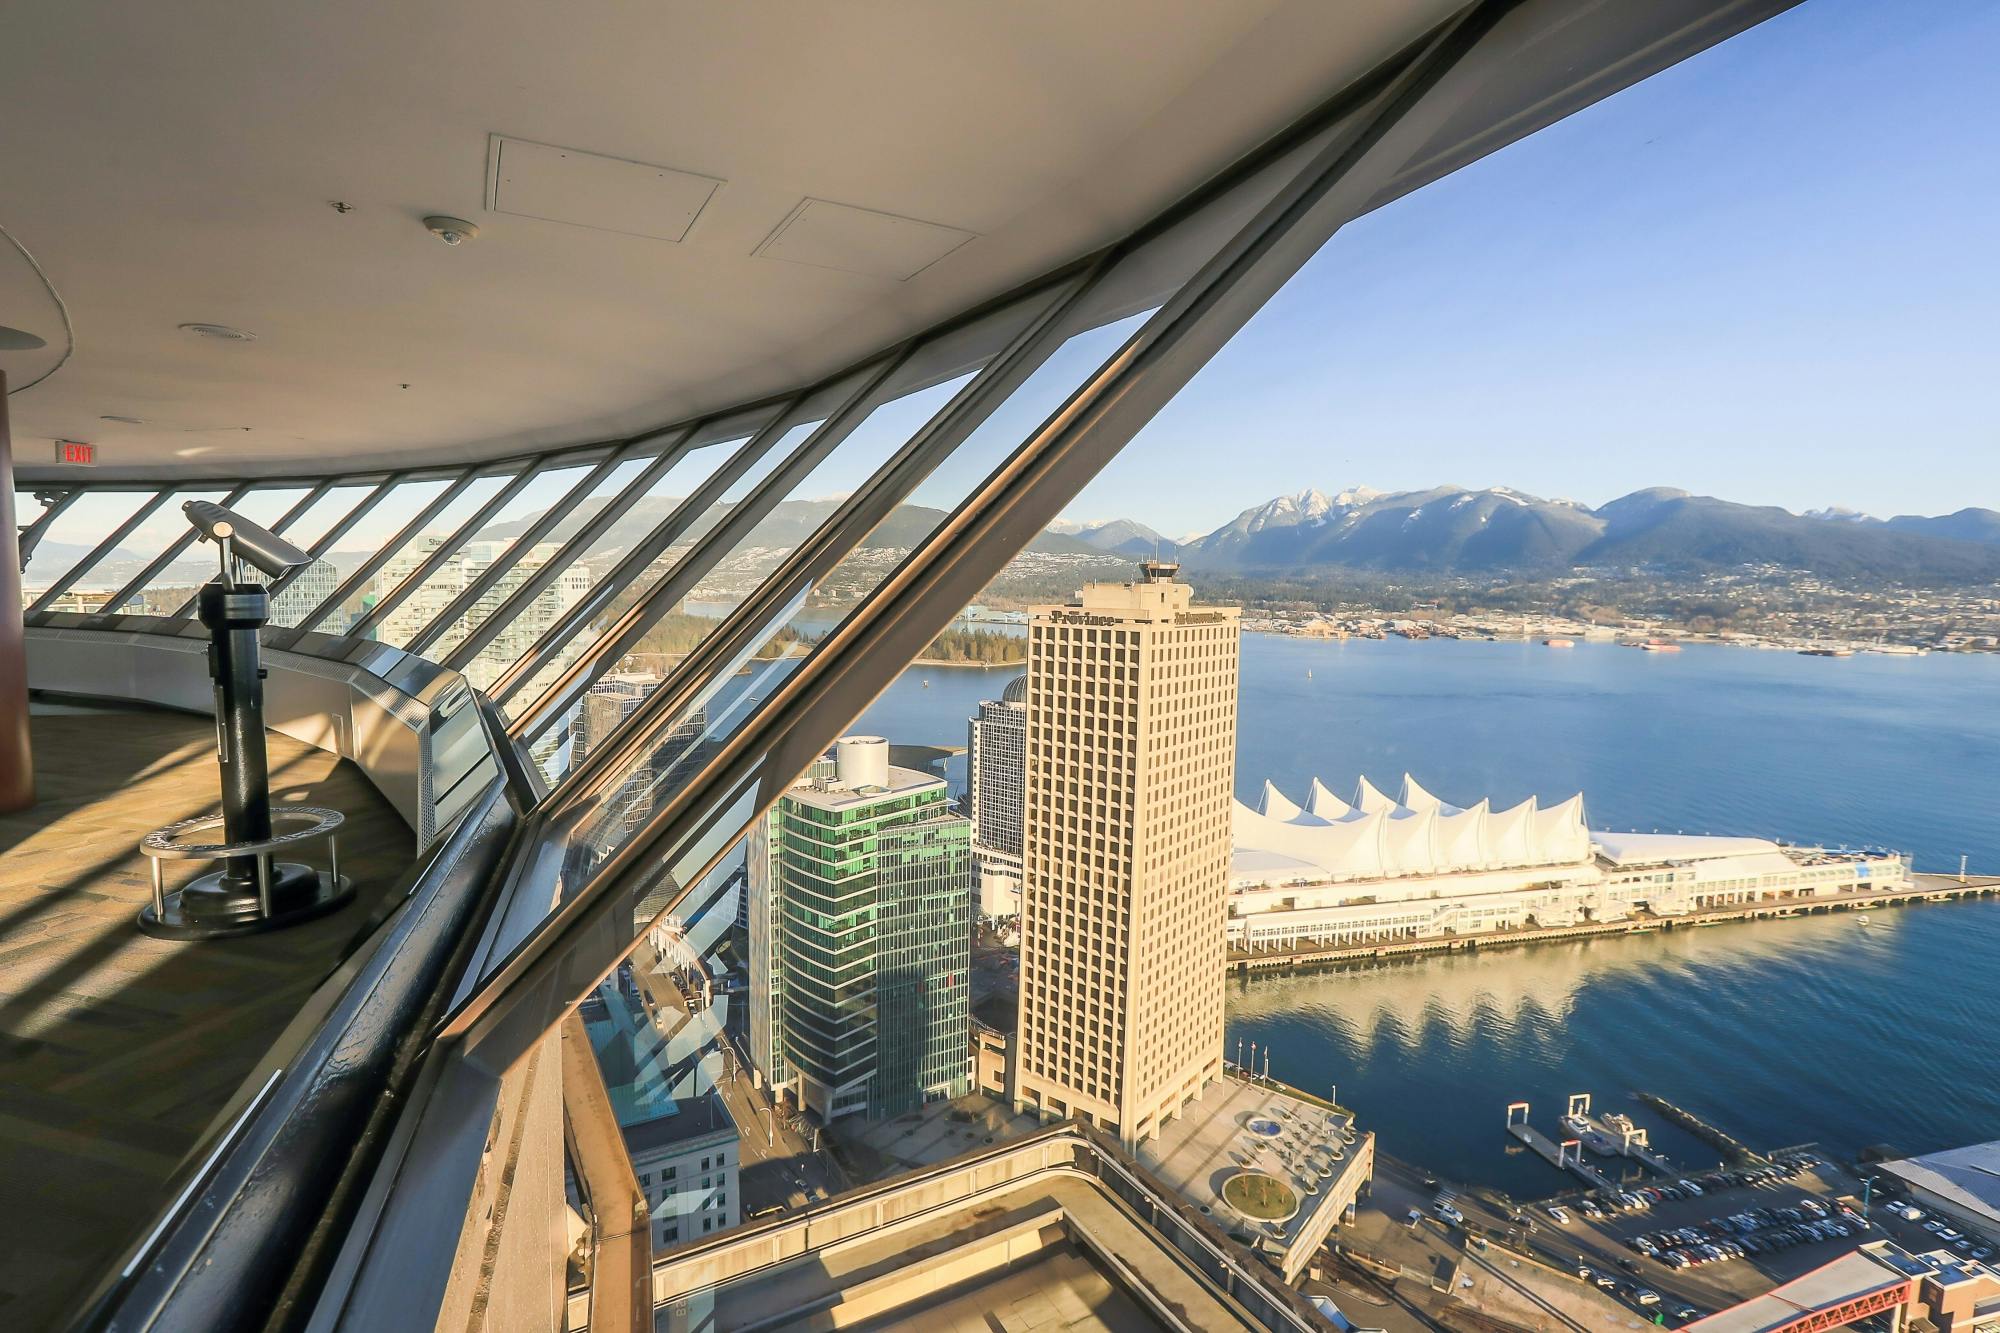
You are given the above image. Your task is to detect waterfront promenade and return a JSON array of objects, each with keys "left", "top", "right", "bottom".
[{"left": 1230, "top": 873, "right": 1999, "bottom": 972}]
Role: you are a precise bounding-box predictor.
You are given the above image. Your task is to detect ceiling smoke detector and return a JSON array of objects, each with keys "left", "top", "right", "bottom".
[
  {"left": 424, "top": 215, "right": 480, "bottom": 246},
  {"left": 179, "top": 322, "right": 257, "bottom": 342}
]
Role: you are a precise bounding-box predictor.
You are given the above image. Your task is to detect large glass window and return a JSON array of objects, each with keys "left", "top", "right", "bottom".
[{"left": 19, "top": 489, "right": 160, "bottom": 611}]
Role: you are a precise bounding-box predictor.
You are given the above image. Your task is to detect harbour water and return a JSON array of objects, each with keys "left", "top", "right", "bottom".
[{"left": 847, "top": 634, "right": 2000, "bottom": 1194}]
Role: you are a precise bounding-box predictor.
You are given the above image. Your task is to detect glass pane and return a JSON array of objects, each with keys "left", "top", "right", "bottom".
[
  {"left": 21, "top": 489, "right": 159, "bottom": 611},
  {"left": 277, "top": 482, "right": 376, "bottom": 548},
  {"left": 119, "top": 486, "right": 310, "bottom": 615},
  {"left": 261, "top": 483, "right": 384, "bottom": 628},
  {"left": 381, "top": 463, "right": 595, "bottom": 663},
  {"left": 550, "top": 312, "right": 1149, "bottom": 864},
  {"left": 287, "top": 477, "right": 456, "bottom": 633},
  {"left": 416, "top": 458, "right": 657, "bottom": 674},
  {"left": 10, "top": 487, "right": 59, "bottom": 533},
  {"left": 496, "top": 422, "right": 814, "bottom": 719},
  {"left": 344, "top": 470, "right": 519, "bottom": 641},
  {"left": 481, "top": 445, "right": 745, "bottom": 707}
]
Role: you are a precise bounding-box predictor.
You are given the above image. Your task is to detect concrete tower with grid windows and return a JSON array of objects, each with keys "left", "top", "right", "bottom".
[{"left": 1012, "top": 561, "right": 1238, "bottom": 1148}]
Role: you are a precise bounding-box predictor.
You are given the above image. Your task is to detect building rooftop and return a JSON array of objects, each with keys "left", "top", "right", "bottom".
[
  {"left": 647, "top": 1130, "right": 1297, "bottom": 1333},
  {"left": 1132, "top": 1075, "right": 1369, "bottom": 1282},
  {"left": 581, "top": 983, "right": 737, "bottom": 1155},
  {"left": 1233, "top": 774, "right": 1590, "bottom": 886},
  {"left": 1684, "top": 1243, "right": 1913, "bottom": 1332},
  {"left": 1591, "top": 830, "right": 1791, "bottom": 866},
  {"left": 1880, "top": 1139, "right": 2000, "bottom": 1229}
]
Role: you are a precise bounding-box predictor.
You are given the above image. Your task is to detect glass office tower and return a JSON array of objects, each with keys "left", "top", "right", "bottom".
[{"left": 752, "top": 737, "right": 972, "bottom": 1122}]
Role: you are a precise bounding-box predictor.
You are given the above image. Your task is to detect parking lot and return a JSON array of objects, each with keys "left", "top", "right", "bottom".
[{"left": 1518, "top": 1152, "right": 1886, "bottom": 1321}]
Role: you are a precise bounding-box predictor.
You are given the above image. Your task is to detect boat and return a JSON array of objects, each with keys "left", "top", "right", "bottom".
[
  {"left": 1799, "top": 647, "right": 1854, "bottom": 657},
  {"left": 1640, "top": 641, "right": 1682, "bottom": 653},
  {"left": 1856, "top": 914, "right": 1871, "bottom": 927},
  {"left": 1543, "top": 638, "right": 1575, "bottom": 648}
]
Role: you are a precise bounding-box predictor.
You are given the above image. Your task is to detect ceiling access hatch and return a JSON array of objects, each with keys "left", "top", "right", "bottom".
[
  {"left": 753, "top": 198, "right": 976, "bottom": 281},
  {"left": 487, "top": 135, "right": 722, "bottom": 242}
]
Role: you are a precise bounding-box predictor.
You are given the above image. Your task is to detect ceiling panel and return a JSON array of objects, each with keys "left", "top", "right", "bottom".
[{"left": 0, "top": 0, "right": 1459, "bottom": 479}]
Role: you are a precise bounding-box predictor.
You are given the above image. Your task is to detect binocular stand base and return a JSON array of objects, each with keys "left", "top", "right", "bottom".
[{"left": 138, "top": 863, "right": 354, "bottom": 940}]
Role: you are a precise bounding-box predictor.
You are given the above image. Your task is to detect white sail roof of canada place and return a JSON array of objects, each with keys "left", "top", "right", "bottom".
[{"left": 1233, "top": 776, "right": 1592, "bottom": 884}]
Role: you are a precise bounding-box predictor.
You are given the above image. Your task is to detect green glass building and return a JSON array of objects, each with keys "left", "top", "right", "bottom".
[{"left": 748, "top": 737, "right": 972, "bottom": 1122}]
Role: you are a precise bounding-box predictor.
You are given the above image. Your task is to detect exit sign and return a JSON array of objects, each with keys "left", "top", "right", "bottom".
[{"left": 56, "top": 440, "right": 95, "bottom": 466}]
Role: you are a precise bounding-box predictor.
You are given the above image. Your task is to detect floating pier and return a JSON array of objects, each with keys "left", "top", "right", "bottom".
[
  {"left": 1564, "top": 1093, "right": 1678, "bottom": 1176},
  {"left": 1504, "top": 1102, "right": 1617, "bottom": 1193}
]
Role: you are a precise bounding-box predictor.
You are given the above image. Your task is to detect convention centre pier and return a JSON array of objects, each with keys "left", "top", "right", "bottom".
[{"left": 1230, "top": 873, "right": 1999, "bottom": 973}]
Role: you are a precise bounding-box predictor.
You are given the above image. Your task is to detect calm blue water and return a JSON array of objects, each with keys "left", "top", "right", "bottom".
[{"left": 850, "top": 636, "right": 2000, "bottom": 1196}]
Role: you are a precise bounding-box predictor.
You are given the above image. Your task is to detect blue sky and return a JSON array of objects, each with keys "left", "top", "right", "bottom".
[{"left": 1064, "top": 0, "right": 2000, "bottom": 537}]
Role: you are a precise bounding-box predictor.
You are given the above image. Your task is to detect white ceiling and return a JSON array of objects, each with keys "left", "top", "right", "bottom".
[{"left": 0, "top": 0, "right": 1456, "bottom": 480}]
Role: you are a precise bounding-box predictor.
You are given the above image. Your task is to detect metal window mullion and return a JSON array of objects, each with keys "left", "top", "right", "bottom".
[
  {"left": 26, "top": 488, "right": 170, "bottom": 617},
  {"left": 500, "top": 357, "right": 907, "bottom": 734},
  {"left": 92, "top": 482, "right": 252, "bottom": 617},
  {"left": 442, "top": 1, "right": 1501, "bottom": 1070},
  {"left": 15, "top": 488, "right": 80, "bottom": 567},
  {"left": 401, "top": 448, "right": 637, "bottom": 660},
  {"left": 342, "top": 466, "right": 545, "bottom": 642},
  {"left": 165, "top": 480, "right": 335, "bottom": 618},
  {"left": 267, "top": 471, "right": 455, "bottom": 643},
  {"left": 545, "top": 271, "right": 1099, "bottom": 809},
  {"left": 478, "top": 401, "right": 803, "bottom": 706},
  {"left": 440, "top": 427, "right": 698, "bottom": 673}
]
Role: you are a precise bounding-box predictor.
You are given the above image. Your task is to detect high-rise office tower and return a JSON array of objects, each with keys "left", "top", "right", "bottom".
[
  {"left": 1013, "top": 562, "right": 1239, "bottom": 1148},
  {"left": 966, "top": 676, "right": 1027, "bottom": 918},
  {"left": 749, "top": 737, "right": 972, "bottom": 1122}
]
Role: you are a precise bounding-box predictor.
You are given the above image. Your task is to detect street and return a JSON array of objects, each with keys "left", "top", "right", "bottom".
[{"left": 628, "top": 943, "right": 846, "bottom": 1216}]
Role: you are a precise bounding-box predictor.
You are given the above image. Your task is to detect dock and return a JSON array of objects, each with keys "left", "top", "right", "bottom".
[
  {"left": 1635, "top": 1091, "right": 1766, "bottom": 1166},
  {"left": 1565, "top": 1093, "right": 1677, "bottom": 1176},
  {"left": 1230, "top": 874, "right": 1998, "bottom": 973},
  {"left": 1504, "top": 1103, "right": 1618, "bottom": 1194}
]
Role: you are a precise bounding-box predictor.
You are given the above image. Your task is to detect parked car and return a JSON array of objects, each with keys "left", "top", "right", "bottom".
[
  {"left": 1680, "top": 1179, "right": 1704, "bottom": 1197},
  {"left": 1406, "top": 1207, "right": 1423, "bottom": 1228},
  {"left": 1435, "top": 1202, "right": 1466, "bottom": 1226},
  {"left": 1635, "top": 1289, "right": 1662, "bottom": 1307}
]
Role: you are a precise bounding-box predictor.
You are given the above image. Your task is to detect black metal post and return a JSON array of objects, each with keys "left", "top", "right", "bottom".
[{"left": 199, "top": 581, "right": 274, "bottom": 888}]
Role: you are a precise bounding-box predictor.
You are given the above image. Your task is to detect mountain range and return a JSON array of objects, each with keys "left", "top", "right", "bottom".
[
  {"left": 474, "top": 494, "right": 1105, "bottom": 561},
  {"left": 34, "top": 484, "right": 2000, "bottom": 591},
  {"left": 1068, "top": 485, "right": 2000, "bottom": 581}
]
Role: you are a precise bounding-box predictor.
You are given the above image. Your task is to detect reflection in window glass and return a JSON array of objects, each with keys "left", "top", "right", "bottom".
[
  {"left": 548, "top": 317, "right": 1146, "bottom": 879},
  {"left": 497, "top": 423, "right": 817, "bottom": 720},
  {"left": 388, "top": 463, "right": 596, "bottom": 669},
  {"left": 20, "top": 490, "right": 159, "bottom": 611},
  {"left": 286, "top": 477, "right": 455, "bottom": 633},
  {"left": 350, "top": 470, "right": 518, "bottom": 642},
  {"left": 10, "top": 487, "right": 59, "bottom": 534},
  {"left": 257, "top": 483, "right": 378, "bottom": 627},
  {"left": 416, "top": 459, "right": 653, "bottom": 676},
  {"left": 491, "top": 444, "right": 740, "bottom": 690}
]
